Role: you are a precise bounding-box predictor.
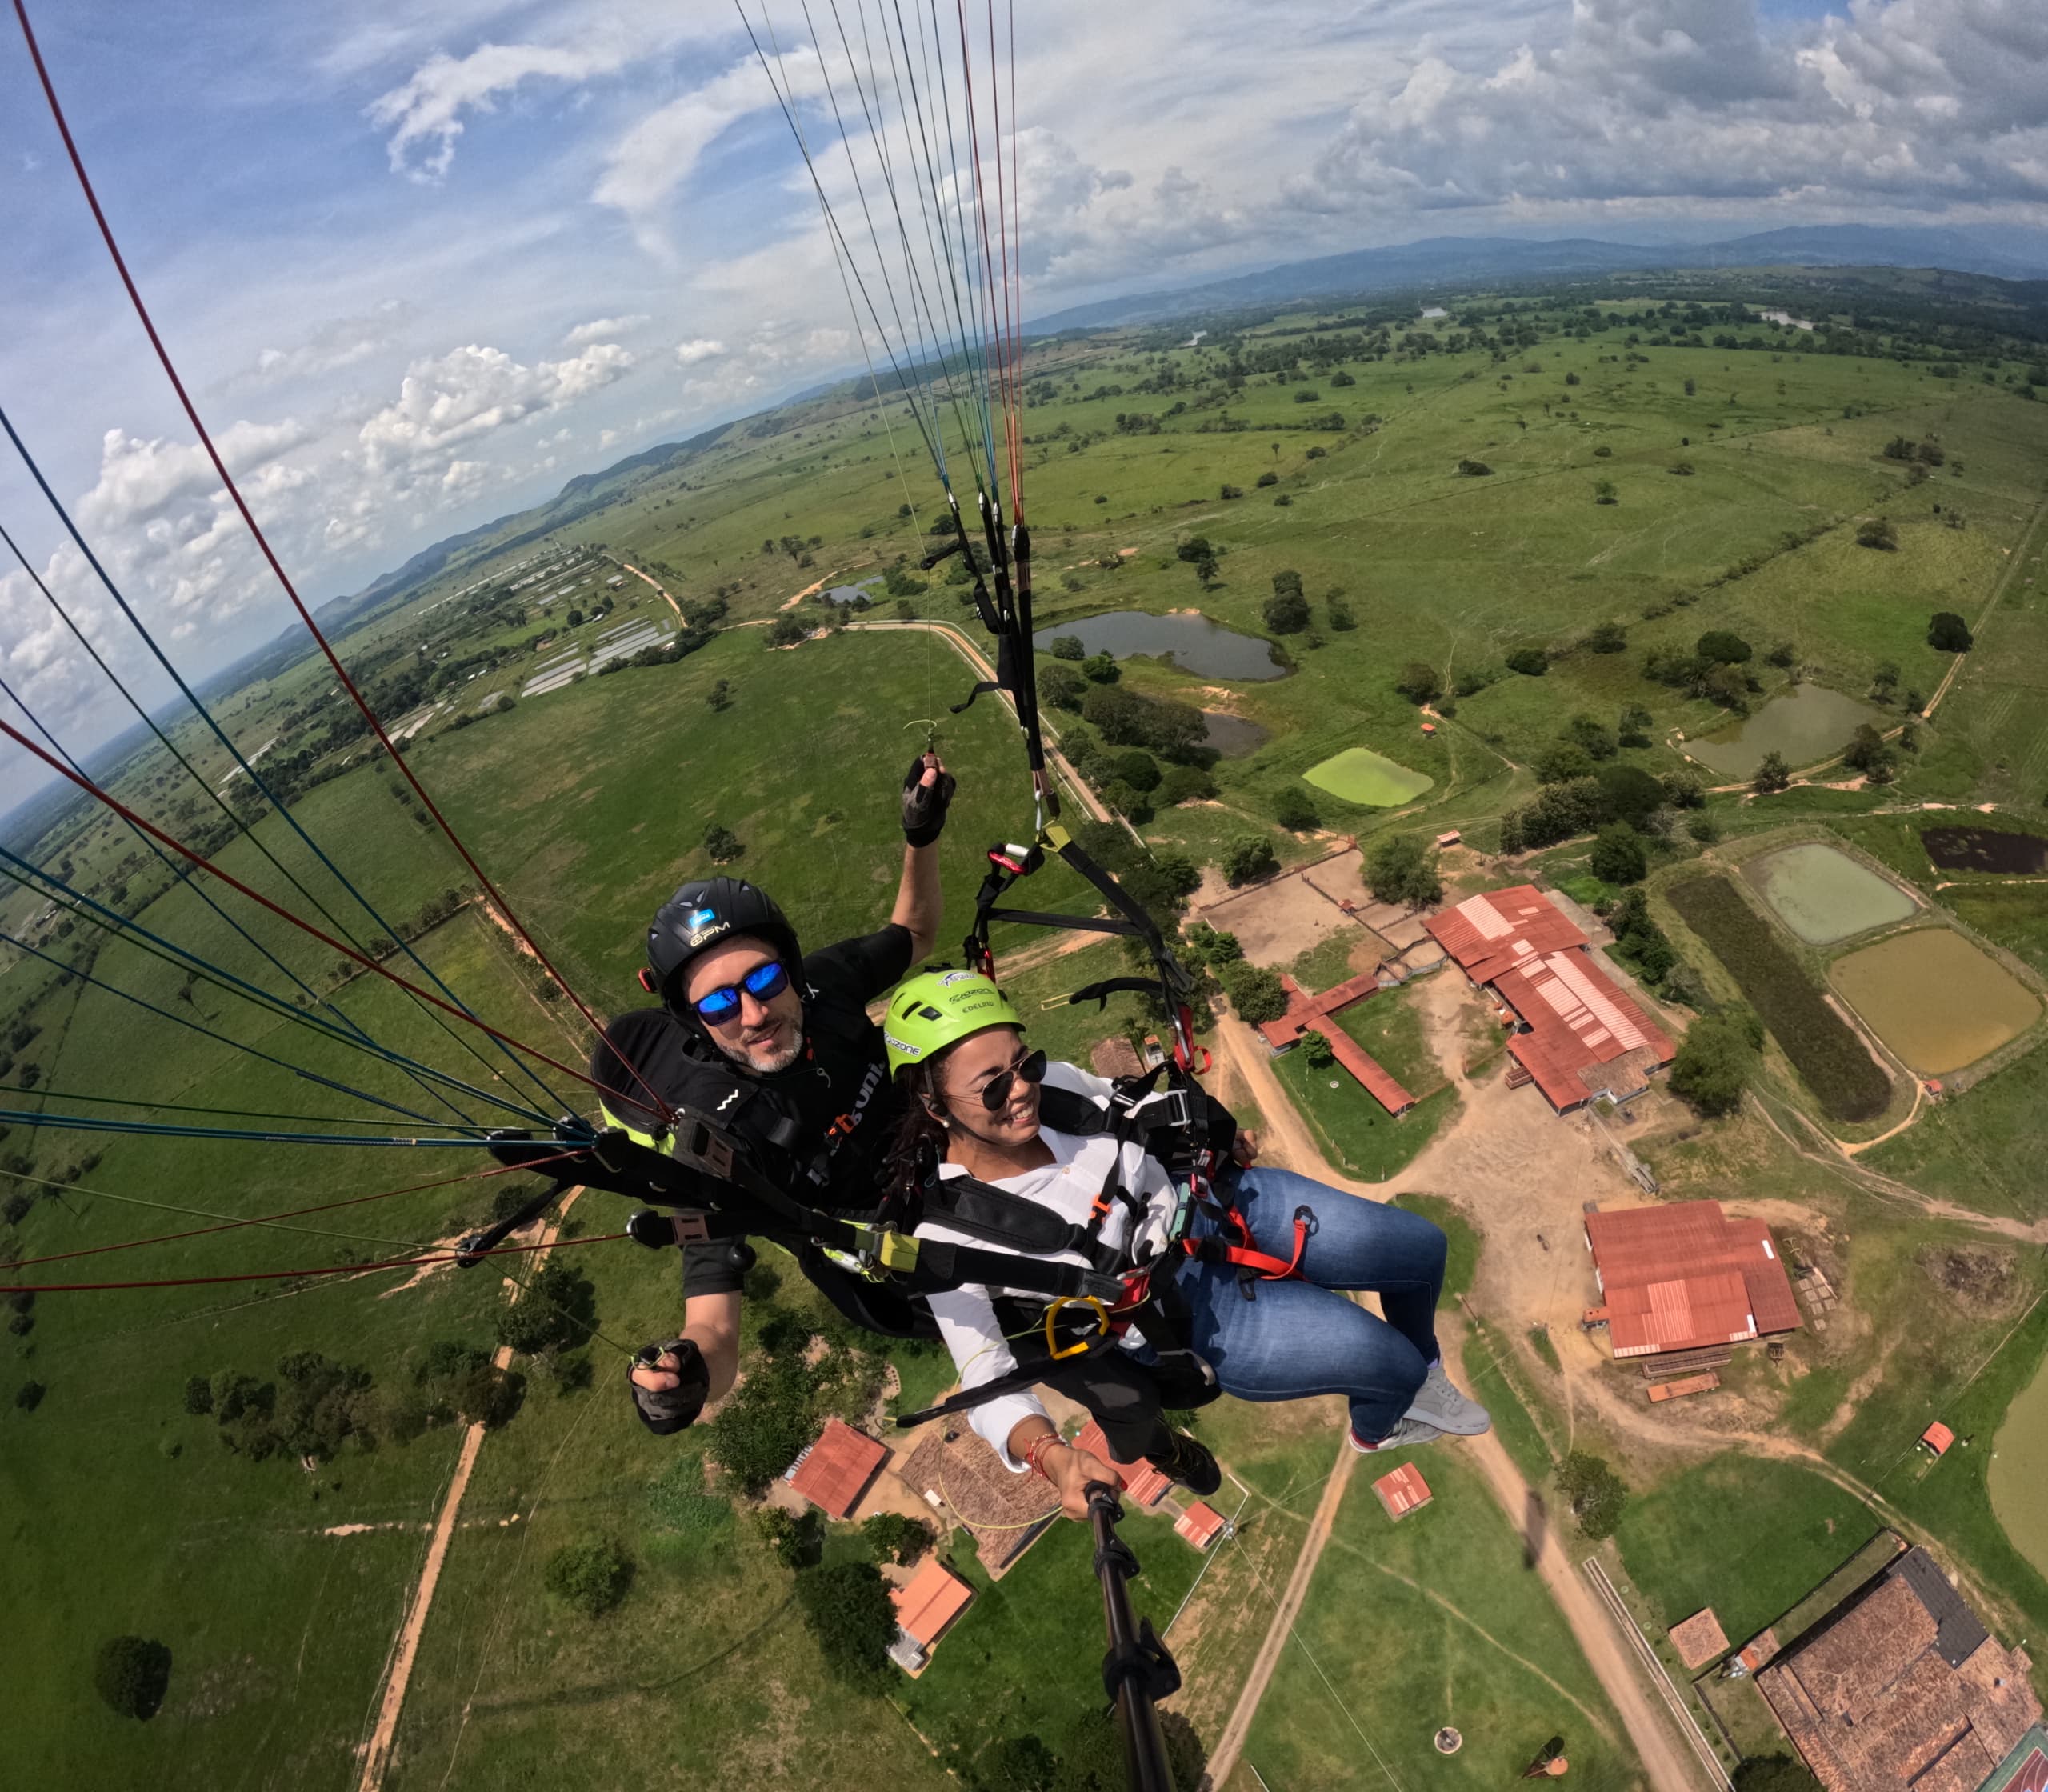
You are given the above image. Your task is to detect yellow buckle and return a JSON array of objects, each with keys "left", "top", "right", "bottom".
[
  {"left": 1040, "top": 821, "right": 1073, "bottom": 854},
  {"left": 877, "top": 1230, "right": 921, "bottom": 1272},
  {"left": 1046, "top": 1294, "right": 1108, "bottom": 1360}
]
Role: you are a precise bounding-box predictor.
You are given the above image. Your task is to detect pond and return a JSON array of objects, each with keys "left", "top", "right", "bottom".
[
  {"left": 1200, "top": 710, "right": 1269, "bottom": 758},
  {"left": 1031, "top": 610, "right": 1286, "bottom": 682},
  {"left": 1745, "top": 843, "right": 1918, "bottom": 945},
  {"left": 1830, "top": 929, "right": 2042, "bottom": 1074},
  {"left": 1304, "top": 746, "right": 1434, "bottom": 808},
  {"left": 822, "top": 580, "right": 880, "bottom": 605},
  {"left": 1683, "top": 683, "right": 1886, "bottom": 780},
  {"left": 1922, "top": 826, "right": 2048, "bottom": 876},
  {"left": 1990, "top": 1349, "right": 2048, "bottom": 1580}
]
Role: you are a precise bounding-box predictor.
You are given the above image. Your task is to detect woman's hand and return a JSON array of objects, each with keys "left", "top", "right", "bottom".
[
  {"left": 1231, "top": 1127, "right": 1262, "bottom": 1168},
  {"left": 1046, "top": 1442, "right": 1123, "bottom": 1520}
]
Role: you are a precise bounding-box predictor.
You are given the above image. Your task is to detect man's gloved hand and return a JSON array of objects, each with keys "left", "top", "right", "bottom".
[
  {"left": 628, "top": 1337, "right": 710, "bottom": 1436},
  {"left": 901, "top": 751, "right": 956, "bottom": 848}
]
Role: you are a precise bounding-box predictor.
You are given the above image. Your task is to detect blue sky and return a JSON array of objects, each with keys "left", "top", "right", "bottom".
[{"left": 2, "top": 0, "right": 2046, "bottom": 765}]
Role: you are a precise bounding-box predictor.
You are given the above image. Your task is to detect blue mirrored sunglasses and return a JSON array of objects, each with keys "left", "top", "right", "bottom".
[{"left": 692, "top": 958, "right": 790, "bottom": 1022}]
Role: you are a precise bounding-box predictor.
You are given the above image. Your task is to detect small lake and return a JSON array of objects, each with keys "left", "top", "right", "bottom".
[
  {"left": 1991, "top": 1350, "right": 2048, "bottom": 1580},
  {"left": 1200, "top": 711, "right": 1269, "bottom": 758},
  {"left": 1032, "top": 610, "right": 1286, "bottom": 682},
  {"left": 1684, "top": 683, "right": 1886, "bottom": 780},
  {"left": 823, "top": 580, "right": 880, "bottom": 605}
]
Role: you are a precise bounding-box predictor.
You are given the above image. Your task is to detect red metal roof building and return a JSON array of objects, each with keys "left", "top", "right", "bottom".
[
  {"left": 1922, "top": 1422, "right": 1956, "bottom": 1458},
  {"left": 1372, "top": 1463, "right": 1433, "bottom": 1521},
  {"left": 1175, "top": 1502, "right": 1229, "bottom": 1551},
  {"left": 1583, "top": 1201, "right": 1801, "bottom": 1361},
  {"left": 786, "top": 1417, "right": 889, "bottom": 1519},
  {"left": 1425, "top": 885, "right": 1675, "bottom": 1112},
  {"left": 1253, "top": 971, "right": 1416, "bottom": 1117},
  {"left": 1074, "top": 1419, "right": 1172, "bottom": 1509}
]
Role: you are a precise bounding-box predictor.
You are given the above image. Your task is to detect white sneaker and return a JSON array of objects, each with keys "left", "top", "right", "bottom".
[
  {"left": 1349, "top": 1414, "right": 1448, "bottom": 1453},
  {"left": 1403, "top": 1361, "right": 1491, "bottom": 1436}
]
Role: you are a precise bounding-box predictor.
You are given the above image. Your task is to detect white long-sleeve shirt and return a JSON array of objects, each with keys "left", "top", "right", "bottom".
[{"left": 915, "top": 1061, "right": 1178, "bottom": 1470}]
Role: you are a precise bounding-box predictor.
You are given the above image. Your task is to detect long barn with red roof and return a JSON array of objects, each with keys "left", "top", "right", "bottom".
[
  {"left": 1584, "top": 1199, "right": 1801, "bottom": 1364},
  {"left": 1425, "top": 884, "right": 1675, "bottom": 1112}
]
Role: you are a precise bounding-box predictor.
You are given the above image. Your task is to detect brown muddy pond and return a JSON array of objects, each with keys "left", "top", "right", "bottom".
[
  {"left": 1922, "top": 826, "right": 2048, "bottom": 876},
  {"left": 1830, "top": 929, "right": 2042, "bottom": 1074}
]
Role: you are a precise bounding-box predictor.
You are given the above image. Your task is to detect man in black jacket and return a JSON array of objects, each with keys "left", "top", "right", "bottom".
[{"left": 618, "top": 755, "right": 952, "bottom": 1434}]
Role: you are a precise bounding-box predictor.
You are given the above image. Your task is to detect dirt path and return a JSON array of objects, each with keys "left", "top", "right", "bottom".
[
  {"left": 352, "top": 1193, "right": 582, "bottom": 1792},
  {"left": 615, "top": 560, "right": 683, "bottom": 620},
  {"left": 850, "top": 618, "right": 1110, "bottom": 823},
  {"left": 1442, "top": 1320, "right": 1703, "bottom": 1792},
  {"left": 1204, "top": 1440, "right": 1357, "bottom": 1788},
  {"left": 1925, "top": 490, "right": 2046, "bottom": 722}
]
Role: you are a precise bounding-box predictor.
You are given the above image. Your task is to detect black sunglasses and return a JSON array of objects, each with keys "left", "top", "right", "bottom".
[
  {"left": 968, "top": 1047, "right": 1046, "bottom": 1113},
  {"left": 692, "top": 958, "right": 790, "bottom": 1023}
]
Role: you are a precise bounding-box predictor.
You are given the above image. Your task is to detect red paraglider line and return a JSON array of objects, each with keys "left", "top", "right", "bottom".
[
  {"left": 0, "top": 1230, "right": 629, "bottom": 1296},
  {"left": 4, "top": 1150, "right": 582, "bottom": 1272},
  {"left": 10, "top": 0, "right": 672, "bottom": 1127},
  {"left": 0, "top": 715, "right": 655, "bottom": 1118}
]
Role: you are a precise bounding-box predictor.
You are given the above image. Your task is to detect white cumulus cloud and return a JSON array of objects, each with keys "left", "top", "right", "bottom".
[
  {"left": 674, "top": 337, "right": 726, "bottom": 366},
  {"left": 564, "top": 314, "right": 650, "bottom": 345}
]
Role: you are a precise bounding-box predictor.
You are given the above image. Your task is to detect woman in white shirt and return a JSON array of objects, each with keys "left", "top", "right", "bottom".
[{"left": 882, "top": 970, "right": 1490, "bottom": 1522}]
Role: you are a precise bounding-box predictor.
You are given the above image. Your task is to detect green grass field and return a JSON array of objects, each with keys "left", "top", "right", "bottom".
[
  {"left": 1270, "top": 1042, "right": 1458, "bottom": 1182},
  {"left": 1235, "top": 1450, "right": 1640, "bottom": 1790}
]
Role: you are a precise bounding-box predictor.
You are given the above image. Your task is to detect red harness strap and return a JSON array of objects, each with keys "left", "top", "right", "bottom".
[{"left": 1182, "top": 1202, "right": 1315, "bottom": 1290}]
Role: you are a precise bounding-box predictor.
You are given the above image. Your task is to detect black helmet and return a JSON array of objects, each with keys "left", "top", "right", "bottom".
[{"left": 644, "top": 876, "right": 803, "bottom": 1013}]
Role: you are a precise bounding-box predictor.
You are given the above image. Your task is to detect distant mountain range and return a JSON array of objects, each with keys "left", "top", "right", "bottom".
[
  {"left": 1027, "top": 225, "right": 2048, "bottom": 333},
  {"left": 311, "top": 225, "right": 2047, "bottom": 631}
]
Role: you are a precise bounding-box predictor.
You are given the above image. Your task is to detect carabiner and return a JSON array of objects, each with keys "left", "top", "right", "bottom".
[{"left": 1046, "top": 1294, "right": 1110, "bottom": 1360}]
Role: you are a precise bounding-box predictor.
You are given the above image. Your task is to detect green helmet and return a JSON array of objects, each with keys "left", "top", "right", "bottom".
[{"left": 882, "top": 969, "right": 1022, "bottom": 1078}]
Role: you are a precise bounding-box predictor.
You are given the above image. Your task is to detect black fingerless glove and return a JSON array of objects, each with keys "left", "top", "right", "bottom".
[
  {"left": 901, "top": 754, "right": 957, "bottom": 847},
  {"left": 630, "top": 1337, "right": 710, "bottom": 1436}
]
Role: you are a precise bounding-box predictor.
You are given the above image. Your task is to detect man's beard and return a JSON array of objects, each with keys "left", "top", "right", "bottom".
[{"left": 714, "top": 1026, "right": 802, "bottom": 1075}]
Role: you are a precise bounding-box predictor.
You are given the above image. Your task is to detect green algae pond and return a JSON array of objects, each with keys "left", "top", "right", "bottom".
[
  {"left": 1830, "top": 929, "right": 2042, "bottom": 1074},
  {"left": 1990, "top": 1353, "right": 2048, "bottom": 1582},
  {"left": 1303, "top": 746, "right": 1434, "bottom": 808},
  {"left": 1683, "top": 682, "right": 1886, "bottom": 780},
  {"left": 1746, "top": 842, "right": 1918, "bottom": 945}
]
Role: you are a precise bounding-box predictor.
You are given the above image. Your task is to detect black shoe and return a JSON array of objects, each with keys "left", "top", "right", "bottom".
[{"left": 1149, "top": 1430, "right": 1222, "bottom": 1498}]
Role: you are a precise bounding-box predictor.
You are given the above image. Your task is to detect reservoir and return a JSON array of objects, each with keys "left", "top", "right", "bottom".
[
  {"left": 1990, "top": 1348, "right": 2048, "bottom": 1579},
  {"left": 1033, "top": 610, "right": 1287, "bottom": 682},
  {"left": 1684, "top": 683, "right": 1886, "bottom": 780}
]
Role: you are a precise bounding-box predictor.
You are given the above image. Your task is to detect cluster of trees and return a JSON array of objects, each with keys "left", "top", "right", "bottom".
[
  {"left": 1557, "top": 1451, "right": 1628, "bottom": 1540},
  {"left": 494, "top": 1258, "right": 597, "bottom": 1390},
  {"left": 182, "top": 1352, "right": 380, "bottom": 1462},
  {"left": 1499, "top": 762, "right": 1696, "bottom": 856},
  {"left": 1265, "top": 569, "right": 1310, "bottom": 634},
  {"left": 1642, "top": 630, "right": 1757, "bottom": 714},
  {"left": 92, "top": 1636, "right": 172, "bottom": 1721},
  {"left": 1175, "top": 534, "right": 1222, "bottom": 586},
  {"left": 545, "top": 1537, "right": 634, "bottom": 1618},
  {"left": 703, "top": 822, "right": 745, "bottom": 863},
  {"left": 1365, "top": 834, "right": 1442, "bottom": 907},
  {"left": 1670, "top": 1006, "right": 1765, "bottom": 1118}
]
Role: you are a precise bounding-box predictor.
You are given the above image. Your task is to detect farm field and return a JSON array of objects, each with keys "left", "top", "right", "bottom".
[
  {"left": 1990, "top": 1357, "right": 2048, "bottom": 1581},
  {"left": 1271, "top": 1040, "right": 1458, "bottom": 1180},
  {"left": 1745, "top": 840, "right": 1918, "bottom": 944},
  {"left": 1233, "top": 1449, "right": 1640, "bottom": 1791},
  {"left": 1830, "top": 927, "right": 2041, "bottom": 1074}
]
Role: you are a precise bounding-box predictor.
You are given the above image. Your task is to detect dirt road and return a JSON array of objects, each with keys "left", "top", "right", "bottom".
[
  {"left": 851, "top": 618, "right": 1110, "bottom": 823},
  {"left": 1203, "top": 1442, "right": 1358, "bottom": 1788},
  {"left": 352, "top": 1194, "right": 582, "bottom": 1791},
  {"left": 1439, "top": 1316, "right": 1705, "bottom": 1792}
]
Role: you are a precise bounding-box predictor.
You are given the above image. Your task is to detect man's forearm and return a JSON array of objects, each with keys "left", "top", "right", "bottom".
[
  {"left": 682, "top": 1291, "right": 741, "bottom": 1400},
  {"left": 893, "top": 841, "right": 942, "bottom": 959}
]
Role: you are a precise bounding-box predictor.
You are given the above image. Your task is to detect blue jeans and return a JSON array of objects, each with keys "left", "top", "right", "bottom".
[{"left": 1176, "top": 1165, "right": 1447, "bottom": 1445}]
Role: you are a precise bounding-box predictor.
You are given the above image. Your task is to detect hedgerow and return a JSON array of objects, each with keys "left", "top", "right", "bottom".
[{"left": 1666, "top": 878, "right": 1890, "bottom": 1122}]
